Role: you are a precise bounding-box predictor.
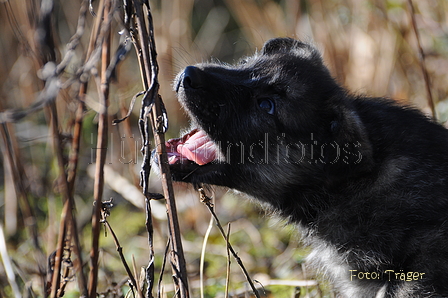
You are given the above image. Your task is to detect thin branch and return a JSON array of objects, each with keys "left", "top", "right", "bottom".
[
  {"left": 88, "top": 0, "right": 112, "bottom": 296},
  {"left": 407, "top": 0, "right": 436, "bottom": 118},
  {"left": 128, "top": 1, "right": 190, "bottom": 296},
  {"left": 157, "top": 239, "right": 171, "bottom": 298},
  {"left": 31, "top": 0, "right": 89, "bottom": 296},
  {"left": 49, "top": 189, "right": 68, "bottom": 298},
  {"left": 145, "top": 198, "right": 155, "bottom": 298},
  {"left": 67, "top": 0, "right": 101, "bottom": 194},
  {"left": 0, "top": 0, "right": 93, "bottom": 125},
  {"left": 198, "top": 188, "right": 261, "bottom": 298},
  {"left": 113, "top": 90, "right": 146, "bottom": 125},
  {"left": 62, "top": 2, "right": 91, "bottom": 296},
  {"left": 102, "top": 216, "right": 143, "bottom": 298},
  {"left": 48, "top": 97, "right": 86, "bottom": 297},
  {"left": 200, "top": 209, "right": 214, "bottom": 298},
  {"left": 225, "top": 223, "right": 231, "bottom": 298}
]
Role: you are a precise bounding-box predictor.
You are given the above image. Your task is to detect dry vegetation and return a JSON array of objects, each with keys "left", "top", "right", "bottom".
[{"left": 0, "top": 0, "right": 447, "bottom": 297}]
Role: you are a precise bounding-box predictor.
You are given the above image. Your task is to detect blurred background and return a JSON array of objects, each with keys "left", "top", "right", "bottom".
[{"left": 0, "top": 0, "right": 447, "bottom": 297}]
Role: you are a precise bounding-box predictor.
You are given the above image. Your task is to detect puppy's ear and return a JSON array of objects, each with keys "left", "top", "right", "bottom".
[
  {"left": 261, "top": 38, "right": 298, "bottom": 55},
  {"left": 261, "top": 38, "right": 322, "bottom": 61}
]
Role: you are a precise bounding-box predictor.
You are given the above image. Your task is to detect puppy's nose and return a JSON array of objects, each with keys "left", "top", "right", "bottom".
[{"left": 182, "top": 66, "right": 203, "bottom": 89}]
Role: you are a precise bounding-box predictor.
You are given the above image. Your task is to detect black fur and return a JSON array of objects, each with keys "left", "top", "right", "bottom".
[{"left": 169, "top": 38, "right": 448, "bottom": 297}]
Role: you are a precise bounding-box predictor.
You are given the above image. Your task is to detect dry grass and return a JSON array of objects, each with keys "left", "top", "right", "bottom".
[{"left": 0, "top": 0, "right": 447, "bottom": 297}]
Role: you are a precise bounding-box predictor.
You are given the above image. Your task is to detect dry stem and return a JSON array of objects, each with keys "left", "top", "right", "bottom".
[
  {"left": 200, "top": 215, "right": 214, "bottom": 298},
  {"left": 102, "top": 210, "right": 143, "bottom": 298},
  {"left": 199, "top": 188, "right": 261, "bottom": 298},
  {"left": 145, "top": 198, "right": 155, "bottom": 298},
  {"left": 88, "top": 0, "right": 112, "bottom": 296},
  {"left": 128, "top": 1, "right": 190, "bottom": 296}
]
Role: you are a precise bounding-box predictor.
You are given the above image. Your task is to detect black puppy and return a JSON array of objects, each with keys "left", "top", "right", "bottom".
[{"left": 165, "top": 38, "right": 448, "bottom": 297}]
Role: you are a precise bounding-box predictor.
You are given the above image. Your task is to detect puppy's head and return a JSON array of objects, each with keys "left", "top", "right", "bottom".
[
  {"left": 166, "top": 38, "right": 371, "bottom": 197},
  {"left": 176, "top": 38, "right": 338, "bottom": 141}
]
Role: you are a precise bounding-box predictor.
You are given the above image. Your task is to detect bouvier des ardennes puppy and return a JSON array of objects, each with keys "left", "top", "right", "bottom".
[{"left": 164, "top": 37, "right": 448, "bottom": 298}]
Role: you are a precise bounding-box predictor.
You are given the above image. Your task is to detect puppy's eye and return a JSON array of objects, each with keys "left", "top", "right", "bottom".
[{"left": 258, "top": 99, "right": 275, "bottom": 115}]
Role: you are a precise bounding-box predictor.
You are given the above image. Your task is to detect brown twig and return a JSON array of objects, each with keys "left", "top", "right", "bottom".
[
  {"left": 157, "top": 239, "right": 171, "bottom": 298},
  {"left": 47, "top": 98, "right": 87, "bottom": 297},
  {"left": 112, "top": 91, "right": 145, "bottom": 125},
  {"left": 407, "top": 0, "right": 436, "bottom": 118},
  {"left": 101, "top": 202, "right": 143, "bottom": 298},
  {"left": 127, "top": 1, "right": 190, "bottom": 296},
  {"left": 1, "top": 11, "right": 95, "bottom": 296},
  {"left": 145, "top": 198, "right": 155, "bottom": 298},
  {"left": 67, "top": 0, "right": 100, "bottom": 194},
  {"left": 198, "top": 188, "right": 261, "bottom": 298},
  {"left": 0, "top": 0, "right": 95, "bottom": 125},
  {"left": 88, "top": 0, "right": 112, "bottom": 296},
  {"left": 62, "top": 1, "right": 91, "bottom": 295},
  {"left": 27, "top": 0, "right": 89, "bottom": 296}
]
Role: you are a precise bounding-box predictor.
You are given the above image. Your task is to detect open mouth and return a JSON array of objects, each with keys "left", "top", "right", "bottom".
[{"left": 166, "top": 128, "right": 219, "bottom": 166}]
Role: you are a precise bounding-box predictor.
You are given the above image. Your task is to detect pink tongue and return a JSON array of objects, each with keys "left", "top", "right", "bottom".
[{"left": 167, "top": 130, "right": 217, "bottom": 165}]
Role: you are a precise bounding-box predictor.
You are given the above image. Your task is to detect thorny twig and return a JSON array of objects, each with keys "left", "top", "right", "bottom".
[
  {"left": 127, "top": 0, "right": 190, "bottom": 296},
  {"left": 198, "top": 188, "right": 261, "bottom": 298}
]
